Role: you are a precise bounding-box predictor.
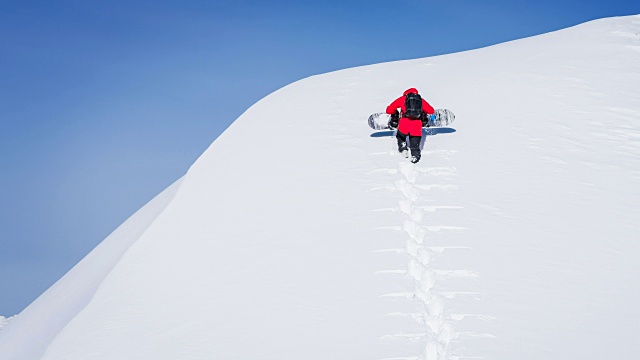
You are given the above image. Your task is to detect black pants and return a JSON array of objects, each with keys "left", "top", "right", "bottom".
[{"left": 396, "top": 131, "right": 421, "bottom": 157}]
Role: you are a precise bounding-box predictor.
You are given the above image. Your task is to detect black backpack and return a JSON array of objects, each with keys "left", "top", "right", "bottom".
[{"left": 404, "top": 92, "right": 423, "bottom": 119}]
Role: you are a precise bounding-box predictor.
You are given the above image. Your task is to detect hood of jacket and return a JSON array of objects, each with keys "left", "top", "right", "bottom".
[{"left": 403, "top": 88, "right": 419, "bottom": 96}]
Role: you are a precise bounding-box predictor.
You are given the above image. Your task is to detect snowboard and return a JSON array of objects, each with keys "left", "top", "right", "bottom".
[{"left": 368, "top": 109, "right": 455, "bottom": 130}]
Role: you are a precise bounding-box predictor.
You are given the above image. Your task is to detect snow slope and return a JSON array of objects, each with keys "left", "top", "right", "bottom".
[
  {"left": 0, "top": 316, "right": 12, "bottom": 331},
  {"left": 1, "top": 14, "right": 639, "bottom": 360}
]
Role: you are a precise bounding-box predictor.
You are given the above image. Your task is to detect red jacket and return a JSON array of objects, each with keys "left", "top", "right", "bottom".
[{"left": 386, "top": 88, "right": 435, "bottom": 116}]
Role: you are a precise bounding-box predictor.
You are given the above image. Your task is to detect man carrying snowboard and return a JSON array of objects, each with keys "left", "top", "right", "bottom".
[{"left": 386, "top": 88, "right": 435, "bottom": 164}]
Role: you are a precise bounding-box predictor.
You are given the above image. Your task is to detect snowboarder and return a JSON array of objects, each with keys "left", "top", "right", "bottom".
[{"left": 386, "top": 88, "right": 435, "bottom": 163}]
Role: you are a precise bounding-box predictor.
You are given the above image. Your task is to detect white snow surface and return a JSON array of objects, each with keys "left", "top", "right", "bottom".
[
  {"left": 0, "top": 316, "right": 13, "bottom": 331},
  {"left": 1, "top": 15, "right": 640, "bottom": 360}
]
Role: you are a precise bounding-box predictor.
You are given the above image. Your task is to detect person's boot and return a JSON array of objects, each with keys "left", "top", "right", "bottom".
[
  {"left": 409, "top": 135, "right": 422, "bottom": 163},
  {"left": 396, "top": 132, "right": 408, "bottom": 157}
]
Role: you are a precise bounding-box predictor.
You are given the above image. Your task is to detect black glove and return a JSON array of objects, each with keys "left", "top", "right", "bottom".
[
  {"left": 420, "top": 112, "right": 429, "bottom": 127},
  {"left": 388, "top": 111, "right": 400, "bottom": 129}
]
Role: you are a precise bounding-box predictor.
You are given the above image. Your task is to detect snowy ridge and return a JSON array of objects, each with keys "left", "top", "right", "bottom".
[
  {"left": 0, "top": 316, "right": 14, "bottom": 331},
  {"left": 0, "top": 178, "right": 183, "bottom": 360},
  {"left": 1, "top": 14, "right": 640, "bottom": 360}
]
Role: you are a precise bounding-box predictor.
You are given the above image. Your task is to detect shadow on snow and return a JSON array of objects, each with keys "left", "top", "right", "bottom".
[{"left": 369, "top": 127, "right": 457, "bottom": 138}]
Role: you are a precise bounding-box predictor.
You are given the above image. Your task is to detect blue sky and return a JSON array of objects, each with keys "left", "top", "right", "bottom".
[{"left": 1, "top": 0, "right": 639, "bottom": 315}]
